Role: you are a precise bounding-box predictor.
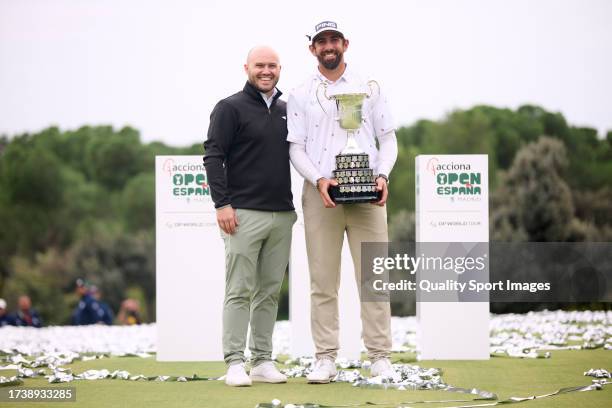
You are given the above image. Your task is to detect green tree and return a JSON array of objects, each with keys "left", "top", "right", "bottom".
[
  {"left": 121, "top": 173, "right": 155, "bottom": 232},
  {"left": 65, "top": 229, "right": 155, "bottom": 321},
  {"left": 5, "top": 250, "right": 73, "bottom": 325},
  {"left": 0, "top": 141, "right": 64, "bottom": 210},
  {"left": 0, "top": 140, "right": 71, "bottom": 266},
  {"left": 387, "top": 145, "right": 418, "bottom": 214},
  {"left": 491, "top": 136, "right": 574, "bottom": 241},
  {"left": 84, "top": 126, "right": 143, "bottom": 190}
]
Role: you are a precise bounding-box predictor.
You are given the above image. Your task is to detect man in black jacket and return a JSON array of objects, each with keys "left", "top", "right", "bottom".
[{"left": 203, "top": 46, "right": 296, "bottom": 387}]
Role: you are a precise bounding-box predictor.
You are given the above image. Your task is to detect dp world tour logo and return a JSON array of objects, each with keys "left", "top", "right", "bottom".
[
  {"left": 163, "top": 159, "right": 210, "bottom": 197},
  {"left": 428, "top": 157, "right": 482, "bottom": 196}
]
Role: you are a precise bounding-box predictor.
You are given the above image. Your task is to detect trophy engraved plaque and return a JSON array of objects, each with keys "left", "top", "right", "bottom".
[{"left": 317, "top": 81, "right": 382, "bottom": 203}]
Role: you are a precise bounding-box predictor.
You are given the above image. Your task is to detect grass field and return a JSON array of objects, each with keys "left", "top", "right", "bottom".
[{"left": 2, "top": 349, "right": 610, "bottom": 408}]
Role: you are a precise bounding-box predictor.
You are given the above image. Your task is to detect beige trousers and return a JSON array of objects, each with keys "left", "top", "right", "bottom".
[{"left": 302, "top": 181, "right": 391, "bottom": 361}]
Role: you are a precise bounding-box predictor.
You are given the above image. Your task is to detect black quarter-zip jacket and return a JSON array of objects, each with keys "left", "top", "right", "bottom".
[{"left": 203, "top": 81, "right": 294, "bottom": 211}]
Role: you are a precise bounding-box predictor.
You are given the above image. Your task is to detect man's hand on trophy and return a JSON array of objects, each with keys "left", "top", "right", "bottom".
[
  {"left": 217, "top": 206, "right": 239, "bottom": 234},
  {"left": 373, "top": 177, "right": 388, "bottom": 206},
  {"left": 317, "top": 177, "right": 338, "bottom": 208}
]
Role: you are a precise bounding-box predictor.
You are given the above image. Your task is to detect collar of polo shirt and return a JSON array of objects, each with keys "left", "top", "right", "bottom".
[
  {"left": 315, "top": 63, "right": 356, "bottom": 85},
  {"left": 315, "top": 65, "right": 369, "bottom": 98}
]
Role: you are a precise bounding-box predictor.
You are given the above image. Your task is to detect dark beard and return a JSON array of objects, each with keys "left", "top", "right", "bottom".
[{"left": 318, "top": 51, "right": 341, "bottom": 70}]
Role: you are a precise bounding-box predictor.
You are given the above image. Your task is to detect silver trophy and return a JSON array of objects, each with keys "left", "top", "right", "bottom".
[{"left": 317, "top": 80, "right": 381, "bottom": 203}]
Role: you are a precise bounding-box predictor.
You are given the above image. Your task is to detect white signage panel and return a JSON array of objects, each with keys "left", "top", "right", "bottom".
[
  {"left": 415, "top": 155, "right": 490, "bottom": 360},
  {"left": 156, "top": 156, "right": 224, "bottom": 361}
]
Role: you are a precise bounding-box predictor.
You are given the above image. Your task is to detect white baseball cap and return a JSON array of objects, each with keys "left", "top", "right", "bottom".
[
  {"left": 0, "top": 298, "right": 6, "bottom": 309},
  {"left": 307, "top": 20, "right": 345, "bottom": 43}
]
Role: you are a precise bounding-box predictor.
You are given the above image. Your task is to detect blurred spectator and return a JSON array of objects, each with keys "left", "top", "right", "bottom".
[
  {"left": 90, "top": 285, "right": 114, "bottom": 325},
  {"left": 72, "top": 279, "right": 112, "bottom": 325},
  {"left": 0, "top": 298, "right": 15, "bottom": 327},
  {"left": 117, "top": 299, "right": 142, "bottom": 325},
  {"left": 13, "top": 295, "right": 43, "bottom": 327}
]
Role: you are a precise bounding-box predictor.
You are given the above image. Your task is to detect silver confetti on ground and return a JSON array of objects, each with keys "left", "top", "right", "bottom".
[{"left": 0, "top": 310, "right": 609, "bottom": 387}]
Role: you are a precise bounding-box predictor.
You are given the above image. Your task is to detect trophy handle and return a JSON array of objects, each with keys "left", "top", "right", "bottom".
[
  {"left": 363, "top": 80, "right": 381, "bottom": 122},
  {"left": 316, "top": 82, "right": 332, "bottom": 116},
  {"left": 366, "top": 80, "right": 380, "bottom": 99}
]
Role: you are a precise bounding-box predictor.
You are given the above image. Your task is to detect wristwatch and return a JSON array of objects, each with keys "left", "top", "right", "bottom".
[{"left": 376, "top": 174, "right": 389, "bottom": 184}]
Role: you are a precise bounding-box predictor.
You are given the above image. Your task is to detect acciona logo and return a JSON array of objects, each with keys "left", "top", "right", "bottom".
[{"left": 426, "top": 157, "right": 472, "bottom": 175}]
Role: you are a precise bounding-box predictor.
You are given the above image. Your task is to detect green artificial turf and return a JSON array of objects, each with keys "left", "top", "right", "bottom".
[{"left": 2, "top": 350, "right": 610, "bottom": 408}]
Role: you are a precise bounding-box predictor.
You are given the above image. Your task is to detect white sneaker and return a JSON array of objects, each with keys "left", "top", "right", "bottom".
[
  {"left": 249, "top": 361, "right": 287, "bottom": 383},
  {"left": 306, "top": 358, "right": 337, "bottom": 384},
  {"left": 370, "top": 358, "right": 396, "bottom": 378},
  {"left": 225, "top": 362, "right": 252, "bottom": 387}
]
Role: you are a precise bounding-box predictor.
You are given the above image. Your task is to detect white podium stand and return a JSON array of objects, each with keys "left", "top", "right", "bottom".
[
  {"left": 156, "top": 156, "right": 224, "bottom": 361},
  {"left": 415, "top": 155, "right": 490, "bottom": 360}
]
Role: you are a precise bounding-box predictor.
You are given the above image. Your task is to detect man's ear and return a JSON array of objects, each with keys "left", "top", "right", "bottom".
[
  {"left": 343, "top": 38, "right": 349, "bottom": 51},
  {"left": 309, "top": 44, "right": 316, "bottom": 57},
  {"left": 243, "top": 63, "right": 249, "bottom": 75}
]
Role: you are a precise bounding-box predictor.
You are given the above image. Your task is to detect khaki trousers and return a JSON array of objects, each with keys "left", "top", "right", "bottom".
[
  {"left": 221, "top": 208, "right": 297, "bottom": 366},
  {"left": 302, "top": 181, "right": 391, "bottom": 361}
]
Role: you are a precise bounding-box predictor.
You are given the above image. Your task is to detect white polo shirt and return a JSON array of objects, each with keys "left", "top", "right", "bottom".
[{"left": 287, "top": 65, "right": 396, "bottom": 184}]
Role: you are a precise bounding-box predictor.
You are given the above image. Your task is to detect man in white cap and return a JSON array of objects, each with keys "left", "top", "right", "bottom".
[{"left": 287, "top": 21, "right": 398, "bottom": 383}]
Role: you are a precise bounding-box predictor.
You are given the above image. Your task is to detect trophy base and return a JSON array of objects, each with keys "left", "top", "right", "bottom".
[{"left": 330, "top": 184, "right": 381, "bottom": 204}]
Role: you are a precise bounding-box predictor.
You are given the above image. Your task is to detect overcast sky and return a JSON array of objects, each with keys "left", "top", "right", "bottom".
[{"left": 1, "top": 0, "right": 611, "bottom": 146}]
